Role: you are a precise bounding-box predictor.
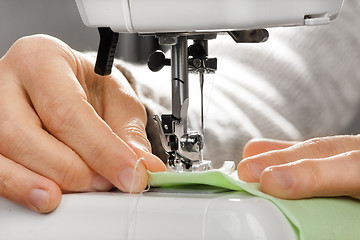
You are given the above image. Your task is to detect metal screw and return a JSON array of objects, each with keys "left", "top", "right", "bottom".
[{"left": 193, "top": 59, "right": 202, "bottom": 68}]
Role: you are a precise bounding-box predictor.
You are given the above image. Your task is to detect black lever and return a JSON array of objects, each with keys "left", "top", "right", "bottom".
[{"left": 95, "top": 27, "right": 119, "bottom": 76}]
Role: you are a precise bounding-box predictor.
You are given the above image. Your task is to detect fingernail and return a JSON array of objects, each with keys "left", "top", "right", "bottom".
[
  {"left": 270, "top": 169, "right": 294, "bottom": 189},
  {"left": 117, "top": 167, "right": 140, "bottom": 192},
  {"left": 29, "top": 189, "right": 49, "bottom": 212},
  {"left": 247, "top": 162, "right": 266, "bottom": 180}
]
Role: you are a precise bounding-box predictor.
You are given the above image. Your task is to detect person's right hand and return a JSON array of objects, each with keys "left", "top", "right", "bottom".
[
  {"left": 238, "top": 136, "right": 360, "bottom": 200},
  {"left": 0, "top": 35, "right": 166, "bottom": 213}
]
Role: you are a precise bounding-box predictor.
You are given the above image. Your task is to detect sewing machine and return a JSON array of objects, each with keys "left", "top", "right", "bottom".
[
  {"left": 0, "top": 0, "right": 343, "bottom": 239},
  {"left": 77, "top": 0, "right": 343, "bottom": 171}
]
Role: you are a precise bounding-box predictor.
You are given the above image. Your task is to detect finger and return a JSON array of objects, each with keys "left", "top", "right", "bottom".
[
  {"left": 13, "top": 36, "right": 147, "bottom": 193},
  {"left": 243, "top": 138, "right": 297, "bottom": 158},
  {"left": 99, "top": 71, "right": 166, "bottom": 172},
  {"left": 238, "top": 135, "right": 360, "bottom": 182},
  {"left": 117, "top": 120, "right": 166, "bottom": 173},
  {"left": 0, "top": 66, "right": 112, "bottom": 192},
  {"left": 0, "top": 154, "right": 61, "bottom": 213},
  {"left": 259, "top": 150, "right": 360, "bottom": 199}
]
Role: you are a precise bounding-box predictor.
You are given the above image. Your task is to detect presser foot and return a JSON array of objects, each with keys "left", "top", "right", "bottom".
[
  {"left": 167, "top": 152, "right": 212, "bottom": 172},
  {"left": 153, "top": 114, "right": 211, "bottom": 172}
]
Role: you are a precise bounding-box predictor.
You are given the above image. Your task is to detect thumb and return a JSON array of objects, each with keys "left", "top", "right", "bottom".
[
  {"left": 95, "top": 68, "right": 166, "bottom": 173},
  {"left": 119, "top": 118, "right": 167, "bottom": 173}
]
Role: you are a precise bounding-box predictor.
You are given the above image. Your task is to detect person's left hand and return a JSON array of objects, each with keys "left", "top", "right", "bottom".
[
  {"left": 0, "top": 35, "right": 166, "bottom": 213},
  {"left": 237, "top": 135, "right": 360, "bottom": 199}
]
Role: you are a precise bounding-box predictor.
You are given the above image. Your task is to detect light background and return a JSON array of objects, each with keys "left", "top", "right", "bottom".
[{"left": 0, "top": 0, "right": 98, "bottom": 56}]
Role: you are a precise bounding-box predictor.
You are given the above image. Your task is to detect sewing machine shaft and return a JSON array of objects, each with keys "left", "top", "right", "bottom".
[
  {"left": 149, "top": 34, "right": 217, "bottom": 171},
  {"left": 148, "top": 31, "right": 272, "bottom": 171}
]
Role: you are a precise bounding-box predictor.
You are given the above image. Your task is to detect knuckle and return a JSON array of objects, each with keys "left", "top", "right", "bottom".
[
  {"left": 343, "top": 149, "right": 360, "bottom": 158},
  {"left": 42, "top": 97, "right": 79, "bottom": 135},
  {"left": 340, "top": 150, "right": 360, "bottom": 197},
  {"left": 124, "top": 121, "right": 146, "bottom": 138},
  {"left": 303, "top": 137, "right": 326, "bottom": 148},
  {"left": 122, "top": 120, "right": 151, "bottom": 150},
  {"left": 9, "top": 35, "right": 57, "bottom": 58},
  {"left": 342, "top": 150, "right": 360, "bottom": 168},
  {"left": 293, "top": 150, "right": 360, "bottom": 197},
  {"left": 57, "top": 164, "right": 77, "bottom": 191},
  {"left": 264, "top": 150, "right": 289, "bottom": 165},
  {"left": 56, "top": 159, "right": 87, "bottom": 191},
  {"left": 0, "top": 166, "right": 14, "bottom": 198},
  {"left": 300, "top": 137, "right": 337, "bottom": 158},
  {"left": 5, "top": 34, "right": 77, "bottom": 74}
]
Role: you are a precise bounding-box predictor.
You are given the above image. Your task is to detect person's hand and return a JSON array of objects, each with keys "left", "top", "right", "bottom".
[
  {"left": 0, "top": 34, "right": 166, "bottom": 213},
  {"left": 237, "top": 135, "right": 360, "bottom": 199}
]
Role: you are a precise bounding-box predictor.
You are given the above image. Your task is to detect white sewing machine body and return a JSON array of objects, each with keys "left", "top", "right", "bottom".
[
  {"left": 0, "top": 0, "right": 344, "bottom": 239},
  {"left": 0, "top": 190, "right": 297, "bottom": 240},
  {"left": 75, "top": 0, "right": 343, "bottom": 33}
]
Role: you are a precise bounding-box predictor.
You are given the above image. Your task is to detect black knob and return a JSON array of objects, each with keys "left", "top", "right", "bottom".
[
  {"left": 147, "top": 50, "right": 170, "bottom": 72},
  {"left": 188, "top": 43, "right": 206, "bottom": 59}
]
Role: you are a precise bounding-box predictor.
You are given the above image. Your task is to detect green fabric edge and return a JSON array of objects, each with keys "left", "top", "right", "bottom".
[{"left": 148, "top": 170, "right": 360, "bottom": 240}]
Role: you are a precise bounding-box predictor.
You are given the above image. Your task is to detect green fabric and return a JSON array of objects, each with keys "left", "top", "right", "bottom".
[{"left": 148, "top": 170, "right": 360, "bottom": 240}]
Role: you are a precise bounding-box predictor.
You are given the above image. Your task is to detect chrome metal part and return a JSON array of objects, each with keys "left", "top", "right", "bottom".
[
  {"left": 150, "top": 34, "right": 215, "bottom": 171},
  {"left": 171, "top": 36, "right": 189, "bottom": 120},
  {"left": 191, "top": 160, "right": 212, "bottom": 172},
  {"left": 180, "top": 132, "right": 204, "bottom": 152},
  {"left": 149, "top": 31, "right": 267, "bottom": 171}
]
